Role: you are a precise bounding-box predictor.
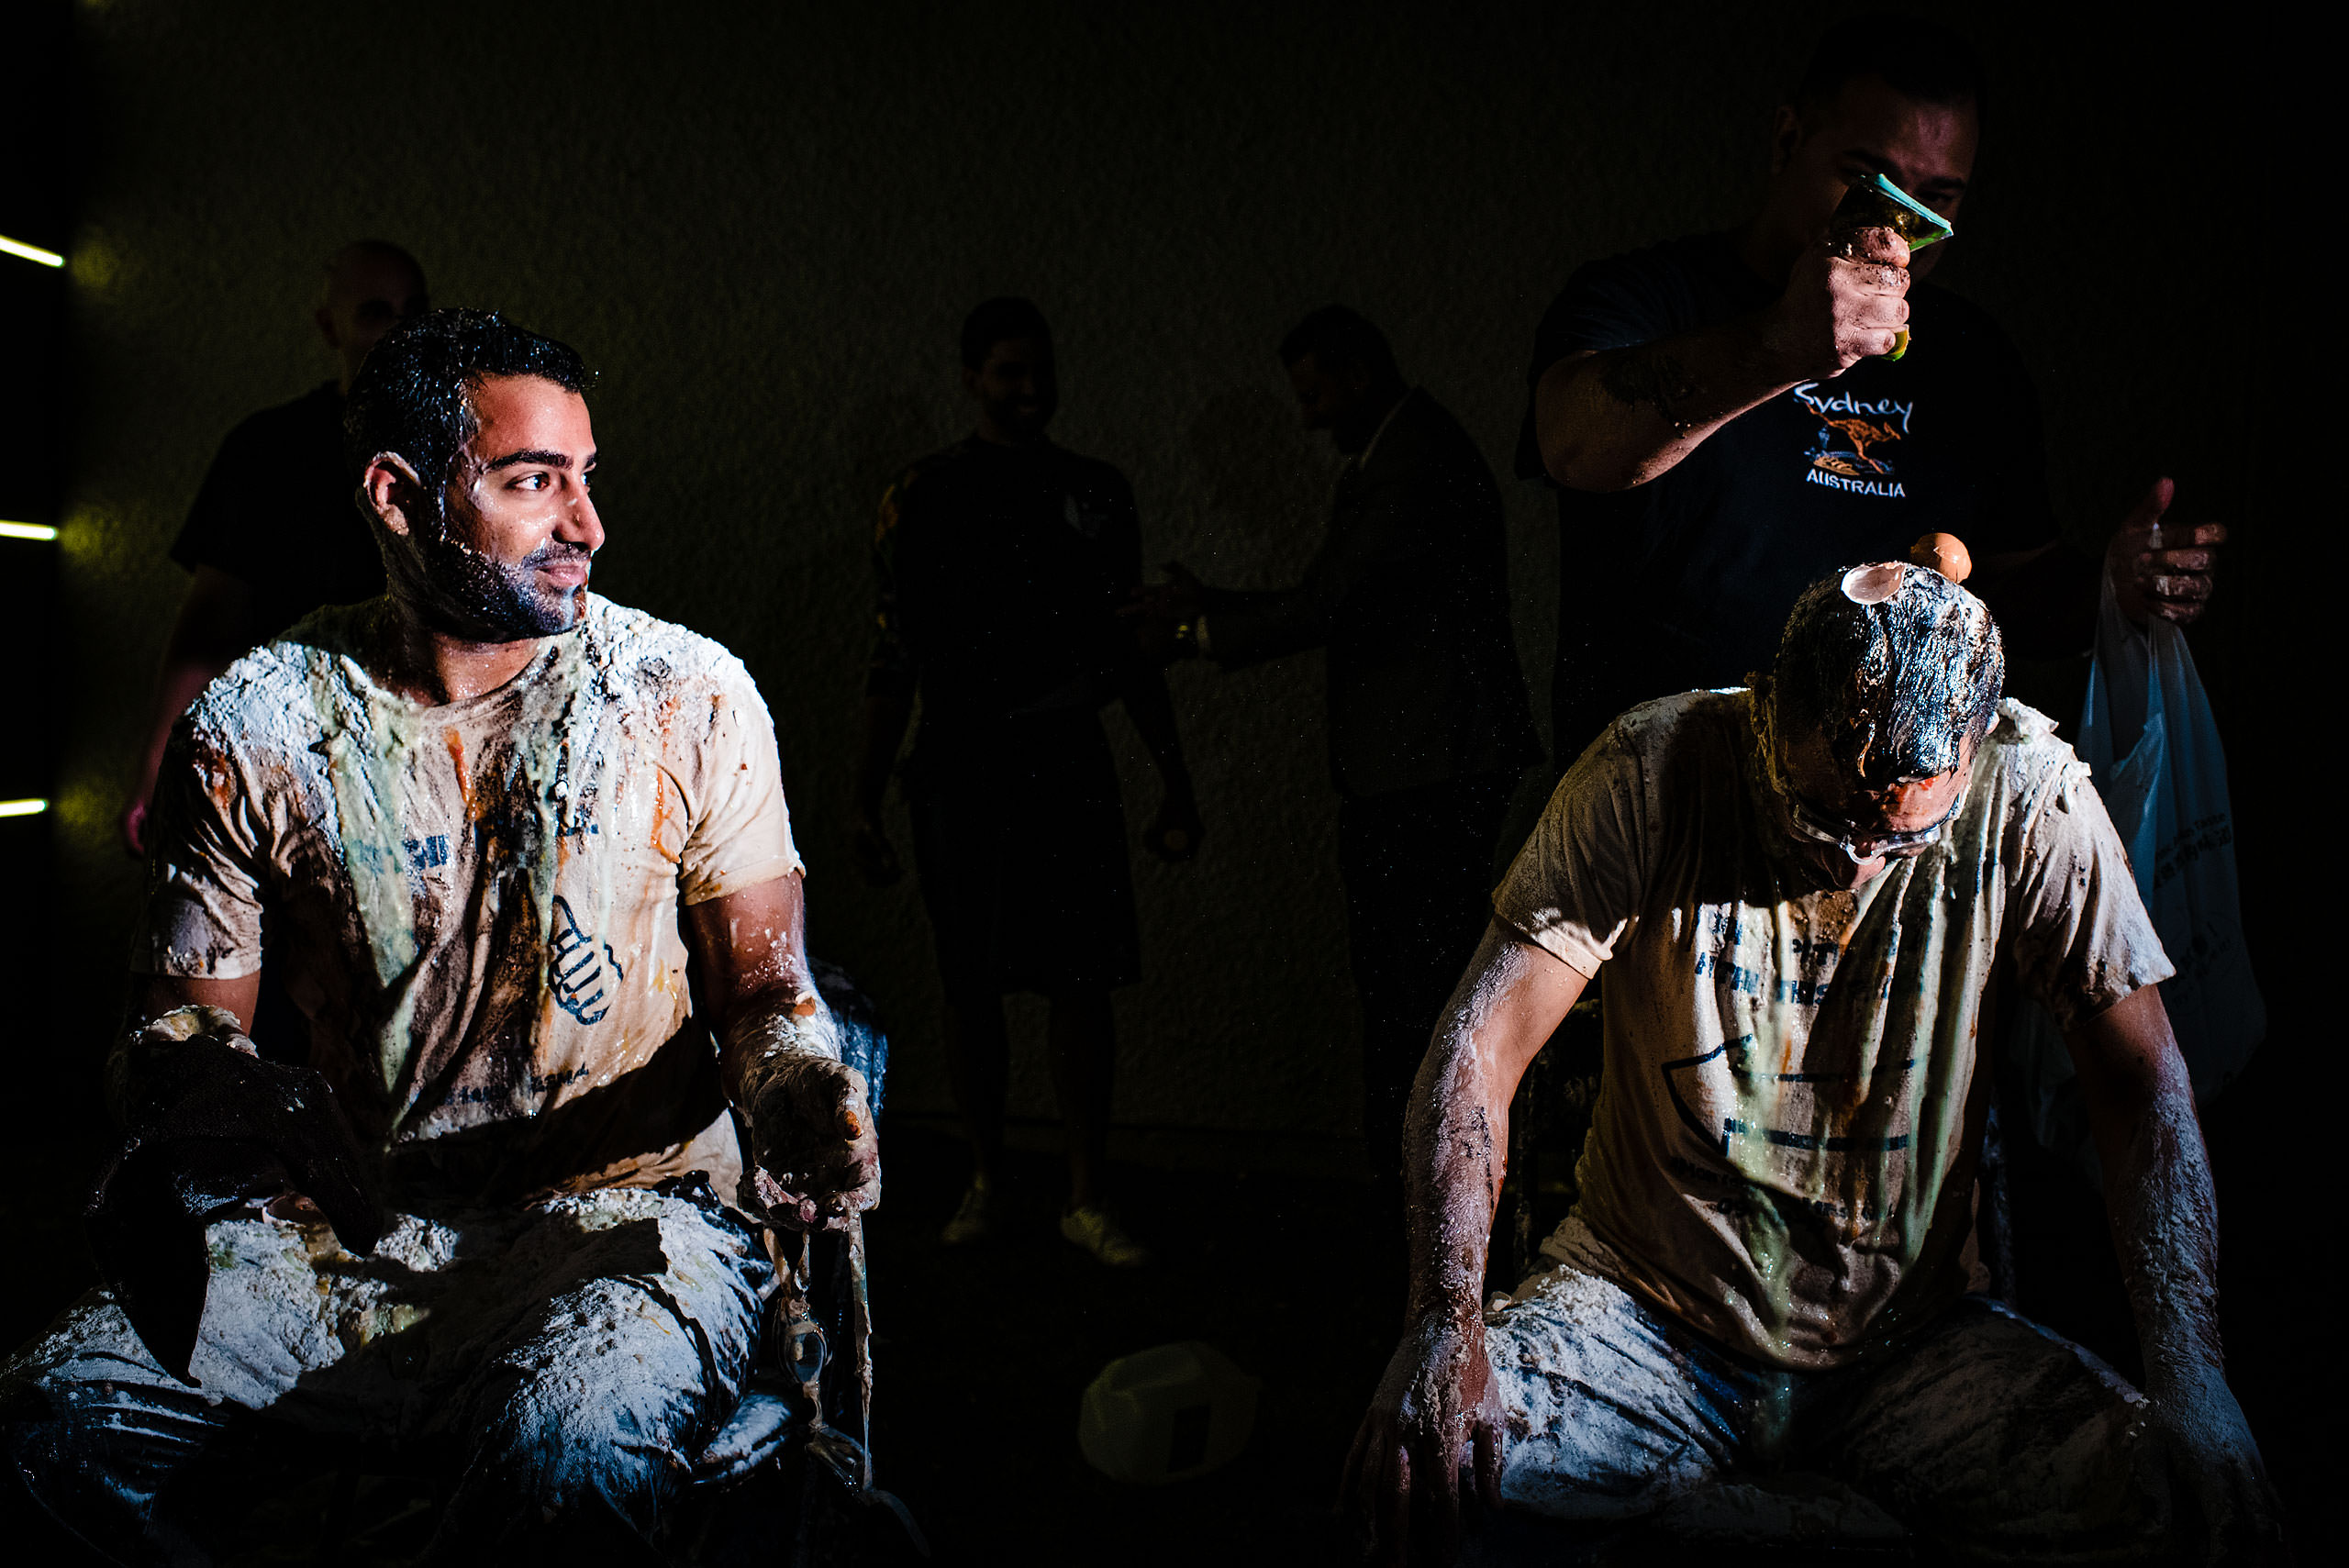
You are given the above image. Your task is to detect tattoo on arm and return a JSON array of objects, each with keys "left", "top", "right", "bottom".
[{"left": 1598, "top": 345, "right": 1698, "bottom": 436}]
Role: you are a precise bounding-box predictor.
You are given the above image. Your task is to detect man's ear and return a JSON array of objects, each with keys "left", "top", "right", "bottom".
[
  {"left": 360, "top": 452, "right": 427, "bottom": 539},
  {"left": 960, "top": 363, "right": 982, "bottom": 399},
  {"left": 1768, "top": 103, "right": 1803, "bottom": 177},
  {"left": 314, "top": 306, "right": 340, "bottom": 351}
]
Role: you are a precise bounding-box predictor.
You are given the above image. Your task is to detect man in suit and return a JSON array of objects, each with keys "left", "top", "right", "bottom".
[{"left": 1133, "top": 306, "right": 1540, "bottom": 1272}]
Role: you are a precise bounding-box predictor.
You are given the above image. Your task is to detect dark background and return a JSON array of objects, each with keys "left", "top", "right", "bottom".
[{"left": 0, "top": 0, "right": 2318, "bottom": 1557}]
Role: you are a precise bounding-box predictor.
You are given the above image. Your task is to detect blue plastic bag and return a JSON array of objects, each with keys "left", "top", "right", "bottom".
[{"left": 2011, "top": 574, "right": 2264, "bottom": 1181}]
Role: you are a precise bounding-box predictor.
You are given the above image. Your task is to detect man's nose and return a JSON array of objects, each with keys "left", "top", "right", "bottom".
[{"left": 561, "top": 488, "right": 606, "bottom": 554}]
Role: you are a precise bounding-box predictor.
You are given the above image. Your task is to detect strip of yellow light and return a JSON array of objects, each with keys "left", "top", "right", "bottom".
[
  {"left": 0, "top": 234, "right": 65, "bottom": 269},
  {"left": 1, "top": 520, "right": 61, "bottom": 541},
  {"left": 0, "top": 799, "right": 50, "bottom": 818}
]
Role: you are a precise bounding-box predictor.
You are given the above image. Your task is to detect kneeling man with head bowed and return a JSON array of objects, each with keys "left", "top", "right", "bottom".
[{"left": 1345, "top": 561, "right": 2279, "bottom": 1563}]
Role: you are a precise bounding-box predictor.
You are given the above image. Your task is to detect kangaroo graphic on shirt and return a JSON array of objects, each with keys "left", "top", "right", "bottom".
[{"left": 1793, "top": 382, "right": 1914, "bottom": 481}]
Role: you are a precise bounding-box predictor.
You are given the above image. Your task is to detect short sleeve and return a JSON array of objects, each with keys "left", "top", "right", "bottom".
[
  {"left": 676, "top": 662, "right": 804, "bottom": 906},
  {"left": 2004, "top": 753, "right": 2174, "bottom": 1029},
  {"left": 129, "top": 717, "right": 269, "bottom": 978},
  {"left": 1513, "top": 251, "right": 1690, "bottom": 482},
  {"left": 1490, "top": 722, "right": 1649, "bottom": 977},
  {"left": 1532, "top": 254, "right": 1687, "bottom": 365}
]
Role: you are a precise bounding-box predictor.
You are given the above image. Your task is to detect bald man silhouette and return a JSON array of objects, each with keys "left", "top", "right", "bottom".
[{"left": 124, "top": 241, "right": 429, "bottom": 856}]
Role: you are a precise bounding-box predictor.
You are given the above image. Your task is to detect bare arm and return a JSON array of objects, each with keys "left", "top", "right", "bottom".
[
  {"left": 124, "top": 567, "right": 260, "bottom": 855},
  {"left": 685, "top": 872, "right": 879, "bottom": 1230},
  {"left": 130, "top": 973, "right": 262, "bottom": 1037},
  {"left": 1345, "top": 923, "right": 1590, "bottom": 1563},
  {"left": 108, "top": 973, "right": 265, "bottom": 1125},
  {"left": 2067, "top": 984, "right": 2280, "bottom": 1560},
  {"left": 1534, "top": 231, "right": 1911, "bottom": 494}
]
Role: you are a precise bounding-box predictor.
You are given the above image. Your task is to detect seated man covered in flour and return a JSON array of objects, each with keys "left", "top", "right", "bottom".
[
  {"left": 1, "top": 310, "right": 874, "bottom": 1563},
  {"left": 1344, "top": 562, "right": 2281, "bottom": 1562}
]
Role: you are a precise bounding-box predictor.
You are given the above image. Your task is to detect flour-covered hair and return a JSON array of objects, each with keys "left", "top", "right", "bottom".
[{"left": 1766, "top": 561, "right": 2003, "bottom": 788}]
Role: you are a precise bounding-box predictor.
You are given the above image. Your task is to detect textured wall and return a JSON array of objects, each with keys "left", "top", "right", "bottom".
[{"left": 50, "top": 2, "right": 2259, "bottom": 1142}]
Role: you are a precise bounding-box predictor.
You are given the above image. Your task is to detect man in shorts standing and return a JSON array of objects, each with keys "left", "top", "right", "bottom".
[{"left": 853, "top": 297, "right": 1199, "bottom": 1266}]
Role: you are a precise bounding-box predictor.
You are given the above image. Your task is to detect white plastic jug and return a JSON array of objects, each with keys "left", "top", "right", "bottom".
[{"left": 1077, "top": 1340, "right": 1260, "bottom": 1485}]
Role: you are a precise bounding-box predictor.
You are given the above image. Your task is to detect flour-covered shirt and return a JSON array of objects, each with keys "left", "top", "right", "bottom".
[
  {"left": 1493, "top": 691, "right": 2168, "bottom": 1370},
  {"left": 133, "top": 595, "right": 802, "bottom": 1207}
]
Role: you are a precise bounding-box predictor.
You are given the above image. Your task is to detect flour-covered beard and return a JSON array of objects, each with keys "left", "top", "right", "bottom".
[{"left": 405, "top": 523, "right": 592, "bottom": 640}]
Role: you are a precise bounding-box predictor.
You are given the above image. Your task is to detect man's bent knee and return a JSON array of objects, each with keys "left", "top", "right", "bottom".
[
  {"left": 458, "top": 1376, "right": 689, "bottom": 1540},
  {"left": 2, "top": 1294, "right": 257, "bottom": 1563}
]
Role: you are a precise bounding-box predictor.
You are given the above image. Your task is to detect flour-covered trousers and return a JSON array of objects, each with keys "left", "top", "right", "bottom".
[
  {"left": 0, "top": 1176, "right": 771, "bottom": 1565},
  {"left": 1483, "top": 1218, "right": 2170, "bottom": 1562}
]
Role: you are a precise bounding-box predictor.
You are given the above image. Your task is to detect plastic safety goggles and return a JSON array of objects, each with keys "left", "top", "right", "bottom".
[{"left": 1782, "top": 791, "right": 1958, "bottom": 866}]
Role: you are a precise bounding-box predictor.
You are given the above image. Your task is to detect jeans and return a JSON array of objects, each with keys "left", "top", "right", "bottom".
[
  {"left": 0, "top": 1176, "right": 771, "bottom": 1565},
  {"left": 1484, "top": 1218, "right": 2168, "bottom": 1561}
]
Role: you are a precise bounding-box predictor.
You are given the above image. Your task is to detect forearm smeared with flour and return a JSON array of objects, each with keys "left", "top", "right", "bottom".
[
  {"left": 725, "top": 994, "right": 881, "bottom": 1231},
  {"left": 2071, "top": 984, "right": 2281, "bottom": 1558},
  {"left": 1344, "top": 925, "right": 1588, "bottom": 1562},
  {"left": 693, "top": 873, "right": 881, "bottom": 1232}
]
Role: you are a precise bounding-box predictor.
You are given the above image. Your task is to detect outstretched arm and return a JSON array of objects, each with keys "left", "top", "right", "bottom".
[
  {"left": 2068, "top": 984, "right": 2280, "bottom": 1562},
  {"left": 1343, "top": 923, "right": 1589, "bottom": 1564},
  {"left": 1535, "top": 230, "right": 1911, "bottom": 493},
  {"left": 687, "top": 872, "right": 879, "bottom": 1230}
]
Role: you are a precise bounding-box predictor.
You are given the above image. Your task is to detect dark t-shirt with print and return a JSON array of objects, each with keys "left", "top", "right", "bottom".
[
  {"left": 170, "top": 383, "right": 387, "bottom": 640},
  {"left": 1517, "top": 232, "right": 2057, "bottom": 762}
]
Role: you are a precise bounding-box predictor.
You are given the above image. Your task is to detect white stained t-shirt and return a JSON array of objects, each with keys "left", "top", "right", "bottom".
[
  {"left": 1492, "top": 691, "right": 2169, "bottom": 1371},
  {"left": 133, "top": 595, "right": 802, "bottom": 1206}
]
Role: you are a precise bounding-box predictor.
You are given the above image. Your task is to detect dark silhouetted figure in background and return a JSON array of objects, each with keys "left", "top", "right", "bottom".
[
  {"left": 854, "top": 296, "right": 1200, "bottom": 1268},
  {"left": 1520, "top": 17, "right": 2224, "bottom": 768},
  {"left": 1132, "top": 306, "right": 1538, "bottom": 1278},
  {"left": 123, "top": 239, "right": 429, "bottom": 855}
]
